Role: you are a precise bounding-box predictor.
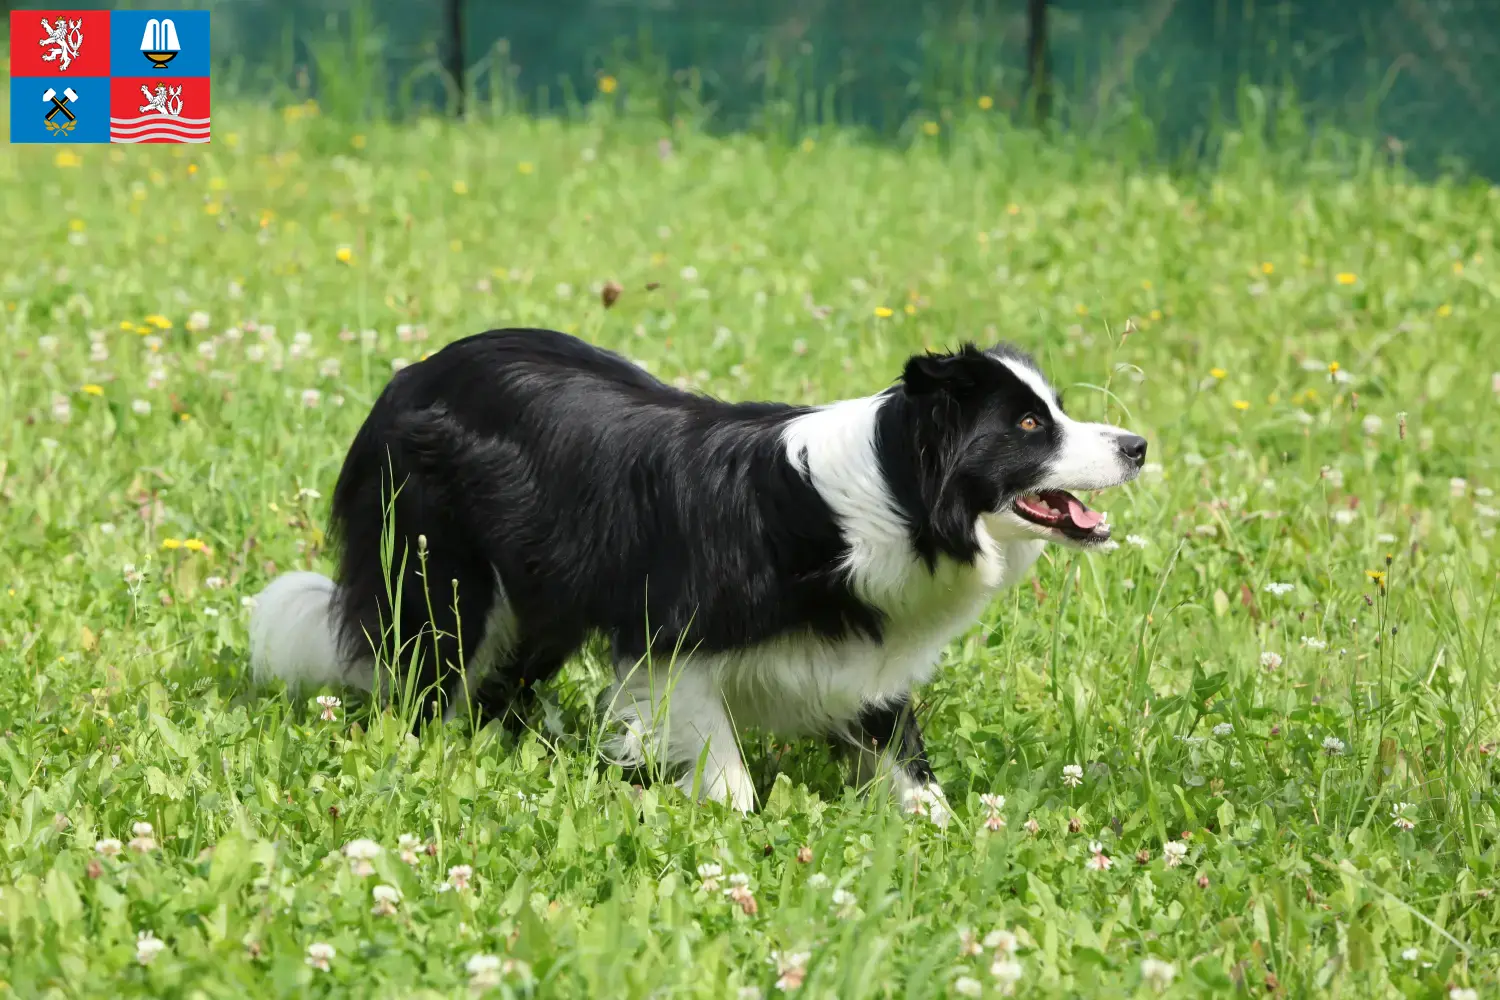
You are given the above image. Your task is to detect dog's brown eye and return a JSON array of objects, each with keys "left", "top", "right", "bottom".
[{"left": 1019, "top": 415, "right": 1041, "bottom": 432}]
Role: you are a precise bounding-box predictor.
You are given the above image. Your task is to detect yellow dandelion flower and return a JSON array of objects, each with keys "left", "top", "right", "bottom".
[
  {"left": 1328, "top": 361, "right": 1340, "bottom": 374},
  {"left": 336, "top": 246, "right": 354, "bottom": 264},
  {"left": 922, "top": 121, "right": 940, "bottom": 136},
  {"left": 1453, "top": 261, "right": 1464, "bottom": 275},
  {"left": 801, "top": 138, "right": 815, "bottom": 153},
  {"left": 1075, "top": 304, "right": 1089, "bottom": 317},
  {"left": 1336, "top": 272, "right": 1357, "bottom": 285},
  {"left": 874, "top": 306, "right": 894, "bottom": 318},
  {"left": 1437, "top": 303, "right": 1453, "bottom": 317},
  {"left": 449, "top": 239, "right": 463, "bottom": 253},
  {"left": 1232, "top": 399, "right": 1250, "bottom": 411},
  {"left": 977, "top": 95, "right": 994, "bottom": 110},
  {"left": 204, "top": 201, "right": 222, "bottom": 216},
  {"left": 184, "top": 538, "right": 206, "bottom": 552},
  {"left": 55, "top": 150, "right": 81, "bottom": 168},
  {"left": 1261, "top": 262, "right": 1274, "bottom": 275},
  {"left": 1210, "top": 367, "right": 1227, "bottom": 379},
  {"left": 81, "top": 384, "right": 104, "bottom": 397},
  {"left": 161, "top": 538, "right": 183, "bottom": 550},
  {"left": 904, "top": 303, "right": 916, "bottom": 315},
  {"left": 452, "top": 180, "right": 468, "bottom": 195},
  {"left": 598, "top": 75, "right": 618, "bottom": 94},
  {"left": 1149, "top": 309, "right": 1162, "bottom": 321},
  {"left": 1365, "top": 569, "right": 1386, "bottom": 583},
  {"left": 179, "top": 413, "right": 191, "bottom": 422},
  {"left": 187, "top": 163, "right": 198, "bottom": 176},
  {"left": 351, "top": 134, "right": 367, "bottom": 150},
  {"left": 260, "top": 210, "right": 274, "bottom": 228},
  {"left": 119, "top": 321, "right": 134, "bottom": 331},
  {"left": 69, "top": 219, "right": 86, "bottom": 233},
  {"left": 1141, "top": 279, "right": 1153, "bottom": 290},
  {"left": 146, "top": 314, "right": 172, "bottom": 329},
  {"left": 518, "top": 161, "right": 535, "bottom": 175}
]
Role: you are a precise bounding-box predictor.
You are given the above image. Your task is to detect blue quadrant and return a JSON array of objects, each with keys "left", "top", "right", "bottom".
[
  {"left": 10, "top": 77, "right": 112, "bottom": 144},
  {"left": 109, "top": 10, "right": 210, "bottom": 77}
]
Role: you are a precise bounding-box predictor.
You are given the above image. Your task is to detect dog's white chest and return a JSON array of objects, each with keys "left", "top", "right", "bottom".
[{"left": 712, "top": 538, "right": 1044, "bottom": 736}]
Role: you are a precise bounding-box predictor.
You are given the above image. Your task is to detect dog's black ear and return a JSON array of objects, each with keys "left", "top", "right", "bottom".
[{"left": 901, "top": 345, "right": 987, "bottom": 395}]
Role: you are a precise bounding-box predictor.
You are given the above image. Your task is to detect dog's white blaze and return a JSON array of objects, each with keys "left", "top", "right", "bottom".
[
  {"left": 995, "top": 357, "right": 1136, "bottom": 493},
  {"left": 600, "top": 393, "right": 1050, "bottom": 811}
]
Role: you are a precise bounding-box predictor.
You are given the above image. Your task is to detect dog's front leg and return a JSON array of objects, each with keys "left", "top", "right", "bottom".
[
  {"left": 843, "top": 695, "right": 950, "bottom": 827},
  {"left": 603, "top": 662, "right": 755, "bottom": 813}
]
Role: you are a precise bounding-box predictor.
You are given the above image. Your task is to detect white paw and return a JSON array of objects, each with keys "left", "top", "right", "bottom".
[
  {"left": 678, "top": 763, "right": 756, "bottom": 814},
  {"left": 898, "top": 781, "right": 950, "bottom": 828}
]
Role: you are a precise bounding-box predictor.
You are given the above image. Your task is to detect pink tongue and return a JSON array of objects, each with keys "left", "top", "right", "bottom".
[{"left": 1064, "top": 496, "right": 1103, "bottom": 530}]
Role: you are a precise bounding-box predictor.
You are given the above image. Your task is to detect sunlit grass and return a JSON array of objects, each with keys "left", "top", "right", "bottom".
[{"left": 1, "top": 93, "right": 1498, "bottom": 996}]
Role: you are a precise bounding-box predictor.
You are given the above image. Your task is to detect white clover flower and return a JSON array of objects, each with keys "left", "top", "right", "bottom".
[
  {"left": 300, "top": 388, "right": 322, "bottom": 408},
  {"left": 305, "top": 942, "right": 334, "bottom": 971},
  {"left": 96, "top": 838, "right": 123, "bottom": 857},
  {"left": 772, "top": 951, "right": 809, "bottom": 991},
  {"left": 1401, "top": 947, "right": 1420, "bottom": 961},
  {"left": 467, "top": 953, "right": 503, "bottom": 988},
  {"left": 1332, "top": 509, "right": 1358, "bottom": 525},
  {"left": 1140, "top": 957, "right": 1177, "bottom": 991},
  {"left": 398, "top": 833, "right": 423, "bottom": 865},
  {"left": 1163, "top": 840, "right": 1188, "bottom": 868},
  {"left": 316, "top": 694, "right": 340, "bottom": 721},
  {"left": 136, "top": 930, "right": 166, "bottom": 966},
  {"left": 343, "top": 838, "right": 381, "bottom": 876},
  {"left": 1301, "top": 636, "right": 1328, "bottom": 650},
  {"left": 1391, "top": 802, "right": 1417, "bottom": 831},
  {"left": 1125, "top": 534, "right": 1149, "bottom": 548},
  {"left": 1450, "top": 989, "right": 1478, "bottom": 1000},
  {"left": 954, "top": 976, "right": 983, "bottom": 997},
  {"left": 1212, "top": 723, "right": 1234, "bottom": 737},
  {"left": 984, "top": 929, "right": 1018, "bottom": 956},
  {"left": 446, "top": 864, "right": 473, "bottom": 891},
  {"left": 1263, "top": 582, "right": 1294, "bottom": 596},
  {"left": 1450, "top": 478, "right": 1469, "bottom": 498},
  {"left": 1260, "top": 651, "right": 1282, "bottom": 671},
  {"left": 1361, "top": 415, "right": 1383, "bottom": 436},
  {"left": 129, "top": 822, "right": 157, "bottom": 852},
  {"left": 806, "top": 872, "right": 830, "bottom": 889},
  {"left": 1322, "top": 736, "right": 1346, "bottom": 756},
  {"left": 371, "top": 883, "right": 401, "bottom": 915},
  {"left": 697, "top": 862, "right": 723, "bottom": 892},
  {"left": 1061, "top": 764, "right": 1083, "bottom": 788},
  {"left": 680, "top": 265, "right": 699, "bottom": 281},
  {"left": 990, "top": 957, "right": 1023, "bottom": 995}
]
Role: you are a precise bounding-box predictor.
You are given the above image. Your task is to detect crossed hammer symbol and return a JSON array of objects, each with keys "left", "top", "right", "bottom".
[{"left": 43, "top": 87, "right": 79, "bottom": 122}]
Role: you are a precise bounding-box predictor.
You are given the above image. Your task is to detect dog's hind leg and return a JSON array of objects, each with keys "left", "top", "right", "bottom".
[{"left": 838, "top": 694, "right": 950, "bottom": 827}]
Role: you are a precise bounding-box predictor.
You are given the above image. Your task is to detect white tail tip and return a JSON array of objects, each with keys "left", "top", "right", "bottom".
[{"left": 248, "top": 572, "right": 368, "bottom": 690}]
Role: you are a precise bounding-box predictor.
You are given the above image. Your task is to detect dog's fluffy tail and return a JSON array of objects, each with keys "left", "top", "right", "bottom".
[{"left": 249, "top": 571, "right": 370, "bottom": 691}]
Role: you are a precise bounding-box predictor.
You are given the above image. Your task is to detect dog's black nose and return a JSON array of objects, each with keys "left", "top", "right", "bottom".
[{"left": 1117, "top": 434, "right": 1148, "bottom": 467}]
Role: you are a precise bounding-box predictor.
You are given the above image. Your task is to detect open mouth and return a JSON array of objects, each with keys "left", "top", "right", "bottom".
[{"left": 1013, "top": 490, "right": 1109, "bottom": 542}]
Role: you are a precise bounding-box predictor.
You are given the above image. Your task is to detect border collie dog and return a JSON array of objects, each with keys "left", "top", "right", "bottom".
[{"left": 251, "top": 328, "right": 1145, "bottom": 819}]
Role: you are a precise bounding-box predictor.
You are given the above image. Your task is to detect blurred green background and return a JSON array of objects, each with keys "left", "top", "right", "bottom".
[{"left": 6, "top": 0, "right": 1499, "bottom": 175}]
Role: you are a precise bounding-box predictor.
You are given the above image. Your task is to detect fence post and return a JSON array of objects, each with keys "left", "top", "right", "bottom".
[
  {"left": 446, "top": 0, "right": 466, "bottom": 117},
  {"left": 1027, "top": 0, "right": 1051, "bottom": 124}
]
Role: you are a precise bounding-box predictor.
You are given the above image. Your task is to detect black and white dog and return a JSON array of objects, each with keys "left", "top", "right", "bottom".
[{"left": 250, "top": 328, "right": 1145, "bottom": 820}]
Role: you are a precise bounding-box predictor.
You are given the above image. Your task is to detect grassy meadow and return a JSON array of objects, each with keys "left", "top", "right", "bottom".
[{"left": 1, "top": 88, "right": 1499, "bottom": 998}]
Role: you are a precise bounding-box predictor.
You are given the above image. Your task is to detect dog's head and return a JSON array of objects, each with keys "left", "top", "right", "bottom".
[{"left": 899, "top": 342, "right": 1146, "bottom": 549}]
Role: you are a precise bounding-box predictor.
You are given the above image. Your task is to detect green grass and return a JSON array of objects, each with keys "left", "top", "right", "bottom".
[{"left": 1, "top": 92, "right": 1499, "bottom": 999}]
